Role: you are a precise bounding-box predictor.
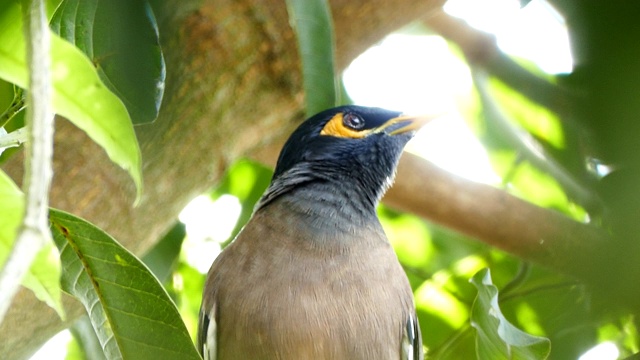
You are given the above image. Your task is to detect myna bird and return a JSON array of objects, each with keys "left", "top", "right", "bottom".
[{"left": 198, "top": 105, "right": 432, "bottom": 359}]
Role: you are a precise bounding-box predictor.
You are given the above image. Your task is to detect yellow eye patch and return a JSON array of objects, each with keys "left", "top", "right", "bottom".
[{"left": 320, "top": 113, "right": 369, "bottom": 139}]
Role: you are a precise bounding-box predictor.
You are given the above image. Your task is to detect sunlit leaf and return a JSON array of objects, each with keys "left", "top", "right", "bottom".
[
  {"left": 212, "top": 160, "right": 272, "bottom": 244},
  {"left": 170, "top": 262, "right": 207, "bottom": 341},
  {"left": 416, "top": 278, "right": 469, "bottom": 330},
  {"left": 21, "top": 241, "right": 64, "bottom": 319},
  {"left": 285, "top": 0, "right": 338, "bottom": 115},
  {"left": 0, "top": 170, "right": 23, "bottom": 273},
  {"left": 0, "top": 171, "right": 64, "bottom": 318},
  {"left": 0, "top": 0, "right": 142, "bottom": 197},
  {"left": 50, "top": 209, "right": 200, "bottom": 359},
  {"left": 488, "top": 78, "right": 564, "bottom": 149},
  {"left": 46, "top": 0, "right": 64, "bottom": 18},
  {"left": 470, "top": 268, "right": 551, "bottom": 360},
  {"left": 380, "top": 212, "right": 433, "bottom": 268},
  {"left": 510, "top": 161, "right": 575, "bottom": 212},
  {"left": 51, "top": 0, "right": 166, "bottom": 124}
]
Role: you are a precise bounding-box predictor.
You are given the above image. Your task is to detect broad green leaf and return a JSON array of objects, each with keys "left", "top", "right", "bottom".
[
  {"left": 285, "top": 0, "right": 338, "bottom": 116},
  {"left": 0, "top": 170, "right": 23, "bottom": 271},
  {"left": 69, "top": 315, "right": 108, "bottom": 360},
  {"left": 470, "top": 268, "right": 551, "bottom": 360},
  {"left": 51, "top": 0, "right": 166, "bottom": 124},
  {"left": 49, "top": 209, "right": 200, "bottom": 359},
  {"left": 21, "top": 240, "right": 65, "bottom": 319},
  {"left": 0, "top": 0, "right": 142, "bottom": 197}
]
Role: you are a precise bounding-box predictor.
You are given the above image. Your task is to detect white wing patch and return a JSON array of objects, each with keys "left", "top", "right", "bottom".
[
  {"left": 199, "top": 308, "right": 217, "bottom": 360},
  {"left": 402, "top": 314, "right": 423, "bottom": 360}
]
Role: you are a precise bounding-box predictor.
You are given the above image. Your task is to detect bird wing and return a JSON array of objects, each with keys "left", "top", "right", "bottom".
[
  {"left": 402, "top": 313, "right": 424, "bottom": 360},
  {"left": 198, "top": 304, "right": 217, "bottom": 360}
]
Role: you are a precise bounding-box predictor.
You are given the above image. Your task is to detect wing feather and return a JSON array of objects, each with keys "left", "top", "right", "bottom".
[{"left": 402, "top": 313, "right": 423, "bottom": 360}]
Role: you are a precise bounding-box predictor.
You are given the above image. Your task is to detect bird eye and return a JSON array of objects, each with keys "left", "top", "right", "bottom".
[{"left": 343, "top": 113, "right": 365, "bottom": 130}]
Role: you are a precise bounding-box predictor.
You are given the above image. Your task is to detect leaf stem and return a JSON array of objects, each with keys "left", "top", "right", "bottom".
[
  {"left": 0, "top": 0, "right": 55, "bottom": 324},
  {"left": 0, "top": 127, "right": 28, "bottom": 154}
]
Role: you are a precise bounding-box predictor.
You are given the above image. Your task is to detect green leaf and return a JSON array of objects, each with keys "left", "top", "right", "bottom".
[
  {"left": 0, "top": 171, "right": 64, "bottom": 318},
  {"left": 49, "top": 209, "right": 200, "bottom": 360},
  {"left": 0, "top": 0, "right": 142, "bottom": 197},
  {"left": 285, "top": 0, "right": 338, "bottom": 116},
  {"left": 46, "top": 0, "right": 64, "bottom": 19},
  {"left": 169, "top": 261, "right": 207, "bottom": 344},
  {"left": 142, "top": 221, "right": 186, "bottom": 283},
  {"left": 51, "top": 0, "right": 166, "bottom": 124},
  {"left": 379, "top": 212, "right": 433, "bottom": 269},
  {"left": 488, "top": 78, "right": 564, "bottom": 149},
  {"left": 21, "top": 240, "right": 65, "bottom": 319},
  {"left": 470, "top": 268, "right": 551, "bottom": 360},
  {"left": 0, "top": 170, "right": 23, "bottom": 272},
  {"left": 69, "top": 315, "right": 108, "bottom": 360}
]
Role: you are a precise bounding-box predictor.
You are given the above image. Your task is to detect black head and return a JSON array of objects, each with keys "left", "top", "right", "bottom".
[{"left": 259, "top": 105, "right": 433, "bottom": 211}]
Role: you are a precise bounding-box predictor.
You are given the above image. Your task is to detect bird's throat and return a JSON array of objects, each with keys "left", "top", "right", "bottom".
[{"left": 273, "top": 180, "right": 381, "bottom": 234}]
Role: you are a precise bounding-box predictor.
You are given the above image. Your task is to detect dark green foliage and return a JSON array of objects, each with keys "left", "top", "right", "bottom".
[{"left": 51, "top": 0, "right": 166, "bottom": 124}]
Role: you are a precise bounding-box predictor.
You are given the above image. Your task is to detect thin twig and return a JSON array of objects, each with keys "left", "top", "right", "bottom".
[
  {"left": 0, "top": 128, "right": 28, "bottom": 153},
  {"left": 0, "top": 0, "right": 55, "bottom": 323},
  {"left": 500, "top": 262, "right": 531, "bottom": 297},
  {"left": 500, "top": 281, "right": 579, "bottom": 303}
]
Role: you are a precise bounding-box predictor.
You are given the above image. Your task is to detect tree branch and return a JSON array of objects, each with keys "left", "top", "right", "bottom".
[
  {"left": 384, "top": 153, "right": 611, "bottom": 284},
  {"left": 0, "top": 0, "right": 55, "bottom": 324}
]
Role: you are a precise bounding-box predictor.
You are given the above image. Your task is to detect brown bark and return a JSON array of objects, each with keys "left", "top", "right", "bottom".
[{"left": 386, "top": 153, "right": 609, "bottom": 282}]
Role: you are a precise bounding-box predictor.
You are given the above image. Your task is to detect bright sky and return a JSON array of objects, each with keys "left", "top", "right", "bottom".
[
  {"left": 342, "top": 0, "right": 572, "bottom": 185},
  {"left": 342, "top": 34, "right": 498, "bottom": 183},
  {"left": 32, "top": 1, "right": 609, "bottom": 359}
]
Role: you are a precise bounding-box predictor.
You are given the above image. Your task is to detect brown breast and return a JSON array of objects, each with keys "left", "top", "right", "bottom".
[{"left": 203, "top": 201, "right": 415, "bottom": 360}]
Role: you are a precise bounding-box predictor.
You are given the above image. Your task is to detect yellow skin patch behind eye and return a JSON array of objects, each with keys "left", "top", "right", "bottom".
[
  {"left": 320, "top": 113, "right": 369, "bottom": 139},
  {"left": 320, "top": 112, "right": 437, "bottom": 139}
]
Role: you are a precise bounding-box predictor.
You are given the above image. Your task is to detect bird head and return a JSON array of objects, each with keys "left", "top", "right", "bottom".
[{"left": 258, "top": 105, "right": 434, "bottom": 212}]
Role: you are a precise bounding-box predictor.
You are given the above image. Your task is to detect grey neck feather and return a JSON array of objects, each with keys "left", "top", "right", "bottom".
[{"left": 255, "top": 165, "right": 384, "bottom": 234}]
